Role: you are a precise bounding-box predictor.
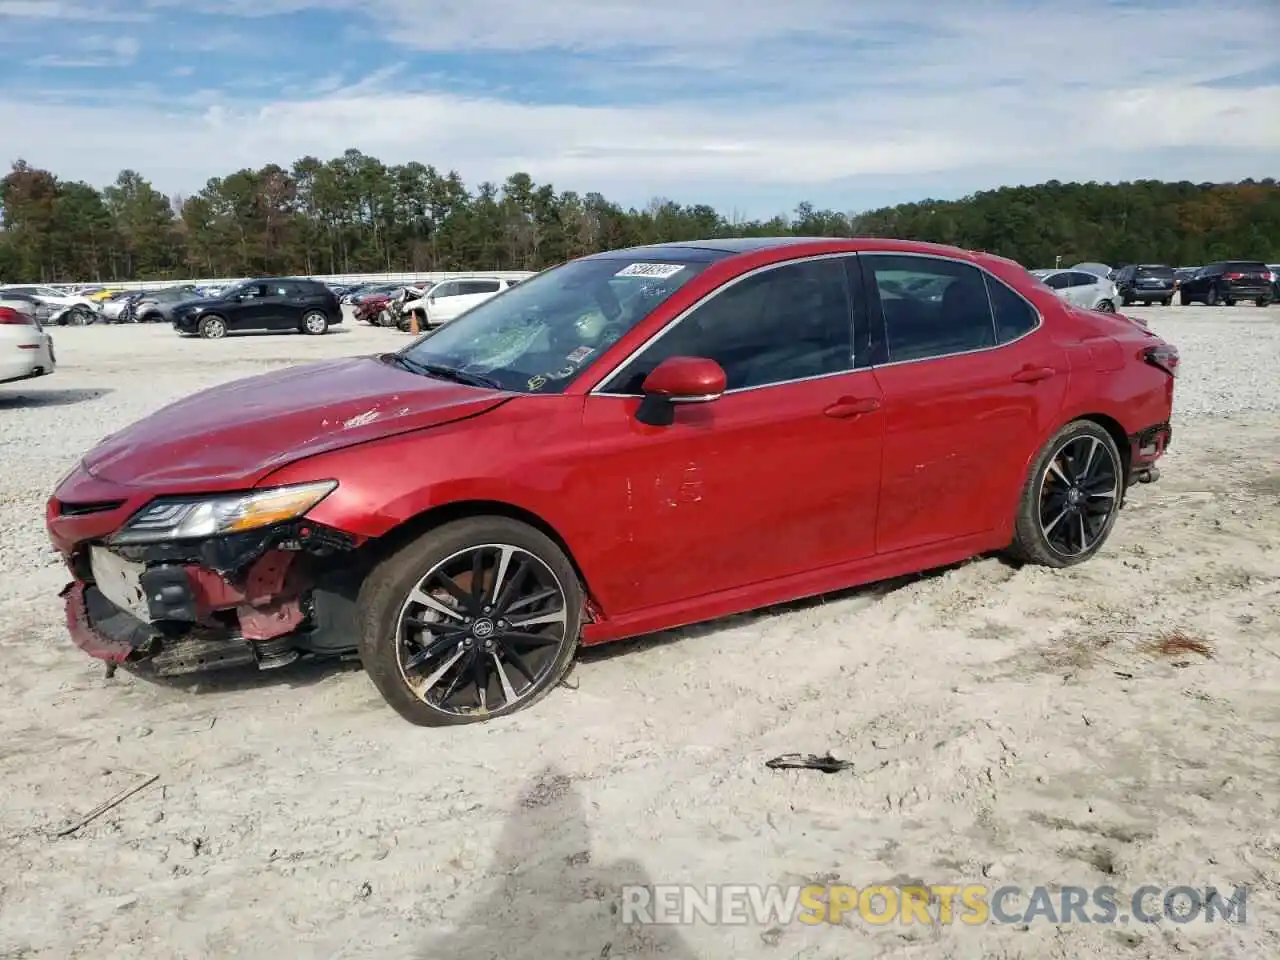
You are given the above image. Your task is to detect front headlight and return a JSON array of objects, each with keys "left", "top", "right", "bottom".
[{"left": 108, "top": 480, "right": 337, "bottom": 544}]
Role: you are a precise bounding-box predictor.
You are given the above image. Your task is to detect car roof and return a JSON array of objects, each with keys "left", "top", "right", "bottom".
[{"left": 581, "top": 236, "right": 989, "bottom": 264}]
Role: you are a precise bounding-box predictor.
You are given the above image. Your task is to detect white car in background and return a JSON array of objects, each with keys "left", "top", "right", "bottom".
[
  {"left": 0, "top": 295, "right": 56, "bottom": 385},
  {"left": 0, "top": 284, "right": 101, "bottom": 325},
  {"left": 419, "top": 277, "right": 518, "bottom": 327},
  {"left": 1029, "top": 268, "right": 1119, "bottom": 313}
]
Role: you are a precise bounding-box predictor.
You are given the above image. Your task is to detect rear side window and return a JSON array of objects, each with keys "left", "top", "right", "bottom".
[
  {"left": 864, "top": 255, "right": 995, "bottom": 363},
  {"left": 1226, "top": 261, "right": 1268, "bottom": 272},
  {"left": 1041, "top": 273, "right": 1069, "bottom": 290},
  {"left": 1066, "top": 272, "right": 1099, "bottom": 287},
  {"left": 985, "top": 276, "right": 1038, "bottom": 342}
]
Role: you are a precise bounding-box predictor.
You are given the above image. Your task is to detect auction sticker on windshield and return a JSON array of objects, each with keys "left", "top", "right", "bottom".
[{"left": 615, "top": 263, "right": 685, "bottom": 278}]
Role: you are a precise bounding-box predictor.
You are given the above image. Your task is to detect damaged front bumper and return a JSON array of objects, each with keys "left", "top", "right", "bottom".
[{"left": 55, "top": 520, "right": 367, "bottom": 677}]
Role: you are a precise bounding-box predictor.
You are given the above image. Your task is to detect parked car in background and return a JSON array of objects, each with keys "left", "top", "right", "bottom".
[
  {"left": 344, "top": 283, "right": 403, "bottom": 306},
  {"left": 1177, "top": 261, "right": 1274, "bottom": 306},
  {"left": 46, "top": 237, "right": 1177, "bottom": 726},
  {"left": 0, "top": 284, "right": 101, "bottom": 325},
  {"left": 355, "top": 292, "right": 394, "bottom": 325},
  {"left": 1029, "top": 269, "right": 1118, "bottom": 312},
  {"left": 1174, "top": 267, "right": 1199, "bottom": 288},
  {"left": 1114, "top": 264, "right": 1176, "bottom": 306},
  {"left": 99, "top": 290, "right": 143, "bottom": 322},
  {"left": 1071, "top": 262, "right": 1112, "bottom": 279},
  {"left": 131, "top": 286, "right": 203, "bottom": 323},
  {"left": 0, "top": 295, "right": 55, "bottom": 385},
  {"left": 421, "top": 276, "right": 517, "bottom": 327},
  {"left": 171, "top": 277, "right": 343, "bottom": 338}
]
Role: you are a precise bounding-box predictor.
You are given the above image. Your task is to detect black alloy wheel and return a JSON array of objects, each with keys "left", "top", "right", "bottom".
[
  {"left": 1036, "top": 433, "right": 1121, "bottom": 559},
  {"left": 1009, "top": 421, "right": 1123, "bottom": 568},
  {"left": 357, "top": 518, "right": 581, "bottom": 726}
]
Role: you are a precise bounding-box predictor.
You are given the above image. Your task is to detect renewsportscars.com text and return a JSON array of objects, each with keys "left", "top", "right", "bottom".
[{"left": 621, "top": 883, "right": 1248, "bottom": 927}]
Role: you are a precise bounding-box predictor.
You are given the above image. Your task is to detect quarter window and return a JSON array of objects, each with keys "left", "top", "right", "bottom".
[
  {"left": 864, "top": 255, "right": 996, "bottom": 363},
  {"left": 985, "top": 276, "right": 1038, "bottom": 342},
  {"left": 606, "top": 257, "right": 854, "bottom": 394}
]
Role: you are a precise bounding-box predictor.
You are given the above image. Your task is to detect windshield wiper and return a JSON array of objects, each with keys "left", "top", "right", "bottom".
[{"left": 390, "top": 354, "right": 502, "bottom": 390}]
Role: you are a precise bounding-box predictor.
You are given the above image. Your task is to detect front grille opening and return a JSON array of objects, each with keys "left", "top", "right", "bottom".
[{"left": 58, "top": 499, "right": 126, "bottom": 517}]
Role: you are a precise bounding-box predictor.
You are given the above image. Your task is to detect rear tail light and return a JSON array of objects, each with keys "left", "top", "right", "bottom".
[
  {"left": 1143, "top": 343, "right": 1179, "bottom": 377},
  {"left": 0, "top": 306, "right": 35, "bottom": 325},
  {"left": 1224, "top": 272, "right": 1245, "bottom": 280}
]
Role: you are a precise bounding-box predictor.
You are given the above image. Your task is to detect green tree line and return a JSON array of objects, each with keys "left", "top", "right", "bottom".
[{"left": 1, "top": 150, "right": 1277, "bottom": 283}]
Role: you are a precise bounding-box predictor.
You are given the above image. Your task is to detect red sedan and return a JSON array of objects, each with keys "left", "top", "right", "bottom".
[{"left": 46, "top": 238, "right": 1178, "bottom": 726}]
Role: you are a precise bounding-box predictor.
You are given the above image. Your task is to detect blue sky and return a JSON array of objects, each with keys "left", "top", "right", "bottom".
[{"left": 0, "top": 0, "right": 1277, "bottom": 217}]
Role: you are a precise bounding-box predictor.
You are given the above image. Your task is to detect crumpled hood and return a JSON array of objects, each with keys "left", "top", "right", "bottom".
[{"left": 82, "top": 356, "right": 509, "bottom": 488}]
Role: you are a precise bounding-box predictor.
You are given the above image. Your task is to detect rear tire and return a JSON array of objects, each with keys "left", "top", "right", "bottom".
[
  {"left": 1095, "top": 299, "right": 1115, "bottom": 313},
  {"left": 356, "top": 517, "right": 582, "bottom": 726},
  {"left": 1205, "top": 287, "right": 1218, "bottom": 306},
  {"left": 301, "top": 310, "right": 328, "bottom": 335},
  {"left": 1256, "top": 298, "right": 1268, "bottom": 308},
  {"left": 1161, "top": 297, "right": 1172, "bottom": 306},
  {"left": 1179, "top": 291, "right": 1191, "bottom": 306},
  {"left": 198, "top": 315, "right": 227, "bottom": 339},
  {"left": 1008, "top": 420, "right": 1123, "bottom": 568}
]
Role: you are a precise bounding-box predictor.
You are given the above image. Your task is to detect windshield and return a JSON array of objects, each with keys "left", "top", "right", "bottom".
[{"left": 398, "top": 257, "right": 709, "bottom": 393}]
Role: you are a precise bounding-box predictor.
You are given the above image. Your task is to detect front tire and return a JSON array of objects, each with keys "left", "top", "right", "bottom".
[
  {"left": 198, "top": 315, "right": 227, "bottom": 339},
  {"left": 356, "top": 517, "right": 582, "bottom": 726},
  {"left": 1008, "top": 420, "right": 1123, "bottom": 568},
  {"left": 1205, "top": 287, "right": 1218, "bottom": 306}
]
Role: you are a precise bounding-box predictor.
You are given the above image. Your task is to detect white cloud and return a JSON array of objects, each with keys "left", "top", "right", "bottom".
[
  {"left": 0, "top": 0, "right": 150, "bottom": 21},
  {"left": 1, "top": 0, "right": 1278, "bottom": 213}
]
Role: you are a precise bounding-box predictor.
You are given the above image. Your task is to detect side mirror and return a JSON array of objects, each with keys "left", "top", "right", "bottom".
[{"left": 636, "top": 356, "right": 726, "bottom": 425}]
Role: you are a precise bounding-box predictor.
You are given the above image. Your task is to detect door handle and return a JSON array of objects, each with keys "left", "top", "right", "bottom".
[
  {"left": 824, "top": 396, "right": 881, "bottom": 418},
  {"left": 1012, "top": 365, "right": 1056, "bottom": 383}
]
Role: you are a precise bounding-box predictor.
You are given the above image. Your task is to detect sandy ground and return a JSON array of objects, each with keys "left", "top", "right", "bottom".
[{"left": 1, "top": 306, "right": 1278, "bottom": 959}]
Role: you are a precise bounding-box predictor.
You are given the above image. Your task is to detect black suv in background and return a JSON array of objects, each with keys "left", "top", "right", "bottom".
[
  {"left": 1114, "top": 264, "right": 1176, "bottom": 306},
  {"left": 1178, "top": 261, "right": 1274, "bottom": 307},
  {"left": 171, "top": 278, "right": 343, "bottom": 338}
]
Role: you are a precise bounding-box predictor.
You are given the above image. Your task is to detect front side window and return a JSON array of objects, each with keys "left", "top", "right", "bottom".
[
  {"left": 459, "top": 280, "right": 501, "bottom": 295},
  {"left": 864, "top": 255, "right": 995, "bottom": 363},
  {"left": 1041, "top": 272, "right": 1069, "bottom": 290},
  {"left": 604, "top": 257, "right": 853, "bottom": 394},
  {"left": 398, "top": 256, "right": 710, "bottom": 394},
  {"left": 430, "top": 282, "right": 460, "bottom": 299}
]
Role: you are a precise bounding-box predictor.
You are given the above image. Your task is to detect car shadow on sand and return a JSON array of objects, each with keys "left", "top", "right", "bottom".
[
  {"left": 413, "top": 764, "right": 696, "bottom": 960},
  {"left": 0, "top": 387, "right": 112, "bottom": 408}
]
